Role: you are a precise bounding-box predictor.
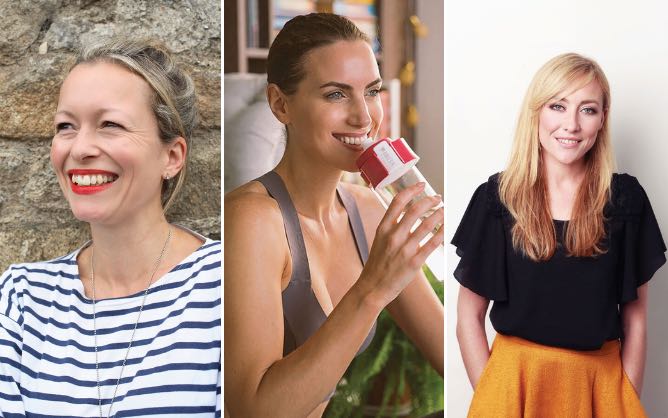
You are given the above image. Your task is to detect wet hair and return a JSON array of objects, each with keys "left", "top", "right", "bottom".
[
  {"left": 267, "top": 13, "right": 370, "bottom": 95},
  {"left": 73, "top": 37, "right": 197, "bottom": 210}
]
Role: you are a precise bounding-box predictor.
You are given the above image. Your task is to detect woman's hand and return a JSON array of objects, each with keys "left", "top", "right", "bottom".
[{"left": 359, "top": 182, "right": 444, "bottom": 308}]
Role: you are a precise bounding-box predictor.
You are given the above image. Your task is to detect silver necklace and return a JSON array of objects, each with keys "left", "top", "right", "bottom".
[{"left": 90, "top": 226, "right": 172, "bottom": 418}]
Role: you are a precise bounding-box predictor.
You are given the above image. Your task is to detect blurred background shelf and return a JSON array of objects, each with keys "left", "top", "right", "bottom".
[{"left": 225, "top": 0, "right": 417, "bottom": 141}]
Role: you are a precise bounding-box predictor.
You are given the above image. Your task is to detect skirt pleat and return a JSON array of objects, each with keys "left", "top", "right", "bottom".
[{"left": 468, "top": 334, "right": 646, "bottom": 418}]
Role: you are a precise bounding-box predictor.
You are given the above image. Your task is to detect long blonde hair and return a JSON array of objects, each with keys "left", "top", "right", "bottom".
[{"left": 499, "top": 53, "right": 614, "bottom": 261}]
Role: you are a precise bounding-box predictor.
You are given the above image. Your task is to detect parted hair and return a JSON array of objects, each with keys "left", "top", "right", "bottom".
[
  {"left": 499, "top": 53, "right": 614, "bottom": 261},
  {"left": 267, "top": 13, "right": 370, "bottom": 95},
  {"left": 74, "top": 37, "right": 197, "bottom": 211}
]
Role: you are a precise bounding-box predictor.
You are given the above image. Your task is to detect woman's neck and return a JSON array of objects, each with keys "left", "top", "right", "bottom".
[
  {"left": 273, "top": 148, "right": 346, "bottom": 224},
  {"left": 542, "top": 156, "right": 587, "bottom": 220},
  {"left": 83, "top": 209, "right": 172, "bottom": 294},
  {"left": 543, "top": 156, "right": 587, "bottom": 189}
]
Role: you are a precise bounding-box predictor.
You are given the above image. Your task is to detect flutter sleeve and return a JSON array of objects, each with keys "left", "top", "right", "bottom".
[
  {"left": 451, "top": 176, "right": 508, "bottom": 301},
  {"left": 614, "top": 174, "right": 667, "bottom": 303},
  {"left": 0, "top": 266, "right": 26, "bottom": 417}
]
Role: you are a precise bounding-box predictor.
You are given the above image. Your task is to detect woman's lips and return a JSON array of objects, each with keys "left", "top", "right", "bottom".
[
  {"left": 67, "top": 169, "right": 118, "bottom": 195},
  {"left": 332, "top": 133, "right": 370, "bottom": 150},
  {"left": 555, "top": 137, "right": 582, "bottom": 148}
]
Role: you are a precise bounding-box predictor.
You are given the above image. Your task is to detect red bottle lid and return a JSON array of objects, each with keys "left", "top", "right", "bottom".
[{"left": 356, "top": 138, "right": 419, "bottom": 188}]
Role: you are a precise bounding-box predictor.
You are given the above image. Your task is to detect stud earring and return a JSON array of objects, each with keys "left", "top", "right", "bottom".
[{"left": 163, "top": 174, "right": 170, "bottom": 180}]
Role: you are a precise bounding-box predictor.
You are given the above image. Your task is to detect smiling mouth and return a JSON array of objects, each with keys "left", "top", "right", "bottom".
[
  {"left": 67, "top": 170, "right": 118, "bottom": 194},
  {"left": 556, "top": 138, "right": 582, "bottom": 145},
  {"left": 70, "top": 173, "right": 118, "bottom": 186},
  {"left": 333, "top": 133, "right": 371, "bottom": 146}
]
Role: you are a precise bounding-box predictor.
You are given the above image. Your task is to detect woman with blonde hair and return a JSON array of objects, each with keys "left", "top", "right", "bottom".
[{"left": 453, "top": 53, "right": 665, "bottom": 417}]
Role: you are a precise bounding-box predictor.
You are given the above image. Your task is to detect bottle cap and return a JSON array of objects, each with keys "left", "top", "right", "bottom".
[{"left": 356, "top": 138, "right": 419, "bottom": 189}]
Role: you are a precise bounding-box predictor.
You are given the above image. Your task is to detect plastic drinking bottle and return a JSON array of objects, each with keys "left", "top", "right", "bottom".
[{"left": 356, "top": 137, "right": 444, "bottom": 281}]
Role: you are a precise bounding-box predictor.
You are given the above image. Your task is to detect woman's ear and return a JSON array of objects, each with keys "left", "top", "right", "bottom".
[
  {"left": 267, "top": 83, "right": 290, "bottom": 125},
  {"left": 163, "top": 136, "right": 187, "bottom": 178}
]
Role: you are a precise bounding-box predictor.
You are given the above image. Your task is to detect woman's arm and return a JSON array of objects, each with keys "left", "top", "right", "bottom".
[
  {"left": 621, "top": 283, "right": 648, "bottom": 395},
  {"left": 0, "top": 268, "right": 26, "bottom": 417},
  {"left": 456, "top": 286, "right": 491, "bottom": 388},
  {"left": 224, "top": 183, "right": 443, "bottom": 417}
]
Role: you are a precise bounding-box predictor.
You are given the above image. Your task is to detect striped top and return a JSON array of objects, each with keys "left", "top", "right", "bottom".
[{"left": 0, "top": 234, "right": 221, "bottom": 417}]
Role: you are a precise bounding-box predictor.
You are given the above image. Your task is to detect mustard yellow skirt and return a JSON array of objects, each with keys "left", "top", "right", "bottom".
[{"left": 468, "top": 334, "right": 646, "bottom": 418}]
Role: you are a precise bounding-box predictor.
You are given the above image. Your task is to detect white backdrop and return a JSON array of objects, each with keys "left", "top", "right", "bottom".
[{"left": 444, "top": 1, "right": 668, "bottom": 416}]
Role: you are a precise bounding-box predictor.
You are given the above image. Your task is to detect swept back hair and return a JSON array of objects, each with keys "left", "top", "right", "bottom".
[{"left": 499, "top": 53, "right": 614, "bottom": 261}]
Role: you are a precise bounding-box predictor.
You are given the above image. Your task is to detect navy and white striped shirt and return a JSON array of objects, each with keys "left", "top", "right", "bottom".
[{"left": 0, "top": 235, "right": 221, "bottom": 417}]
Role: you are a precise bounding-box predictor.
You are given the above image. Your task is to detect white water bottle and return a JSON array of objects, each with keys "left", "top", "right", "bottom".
[{"left": 356, "top": 137, "right": 444, "bottom": 281}]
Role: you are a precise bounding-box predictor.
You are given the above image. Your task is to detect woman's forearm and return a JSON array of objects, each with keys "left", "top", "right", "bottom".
[
  {"left": 457, "top": 315, "right": 490, "bottom": 388},
  {"left": 621, "top": 322, "right": 646, "bottom": 395},
  {"left": 229, "top": 281, "right": 383, "bottom": 418},
  {"left": 456, "top": 286, "right": 491, "bottom": 389},
  {"left": 621, "top": 283, "right": 649, "bottom": 395}
]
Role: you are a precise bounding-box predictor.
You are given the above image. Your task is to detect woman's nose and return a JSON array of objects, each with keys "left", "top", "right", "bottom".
[
  {"left": 562, "top": 109, "right": 581, "bottom": 133},
  {"left": 70, "top": 127, "right": 101, "bottom": 161},
  {"left": 348, "top": 96, "right": 372, "bottom": 129}
]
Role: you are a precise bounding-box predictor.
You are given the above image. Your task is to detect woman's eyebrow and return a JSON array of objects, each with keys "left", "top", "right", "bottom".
[
  {"left": 55, "top": 110, "right": 76, "bottom": 118},
  {"left": 557, "top": 97, "right": 601, "bottom": 106},
  {"left": 319, "top": 78, "right": 383, "bottom": 90}
]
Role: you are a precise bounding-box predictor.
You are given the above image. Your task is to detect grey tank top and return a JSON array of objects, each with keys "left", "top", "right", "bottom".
[{"left": 256, "top": 171, "right": 377, "bottom": 359}]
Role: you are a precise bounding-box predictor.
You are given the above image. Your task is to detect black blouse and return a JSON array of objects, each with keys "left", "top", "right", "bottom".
[{"left": 452, "top": 173, "right": 666, "bottom": 350}]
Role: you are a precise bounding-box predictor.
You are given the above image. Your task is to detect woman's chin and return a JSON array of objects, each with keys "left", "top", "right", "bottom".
[{"left": 68, "top": 204, "right": 110, "bottom": 224}]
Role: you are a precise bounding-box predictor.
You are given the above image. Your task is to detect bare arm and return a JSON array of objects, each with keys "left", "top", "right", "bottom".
[
  {"left": 224, "top": 183, "right": 443, "bottom": 417},
  {"left": 621, "top": 283, "right": 648, "bottom": 395},
  {"left": 456, "top": 286, "right": 491, "bottom": 389}
]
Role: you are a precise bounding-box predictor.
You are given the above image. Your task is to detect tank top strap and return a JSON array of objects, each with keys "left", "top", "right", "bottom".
[
  {"left": 255, "top": 171, "right": 311, "bottom": 284},
  {"left": 255, "top": 171, "right": 327, "bottom": 350},
  {"left": 336, "top": 185, "right": 370, "bottom": 265}
]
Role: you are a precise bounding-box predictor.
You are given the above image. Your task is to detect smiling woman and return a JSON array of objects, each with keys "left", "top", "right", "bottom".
[
  {"left": 0, "top": 39, "right": 221, "bottom": 417},
  {"left": 224, "top": 13, "right": 444, "bottom": 418},
  {"left": 452, "top": 53, "right": 666, "bottom": 417}
]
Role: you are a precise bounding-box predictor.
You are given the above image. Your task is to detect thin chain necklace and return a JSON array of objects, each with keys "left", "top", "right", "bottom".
[{"left": 90, "top": 226, "right": 172, "bottom": 418}]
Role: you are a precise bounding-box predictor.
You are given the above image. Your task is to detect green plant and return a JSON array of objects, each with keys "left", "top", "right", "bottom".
[{"left": 325, "top": 267, "right": 444, "bottom": 418}]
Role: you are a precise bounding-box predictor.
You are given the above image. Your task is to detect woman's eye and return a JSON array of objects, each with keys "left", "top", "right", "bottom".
[
  {"left": 55, "top": 122, "right": 73, "bottom": 132},
  {"left": 102, "top": 121, "right": 123, "bottom": 129},
  {"left": 581, "top": 107, "right": 597, "bottom": 115},
  {"left": 326, "top": 91, "right": 344, "bottom": 100},
  {"left": 549, "top": 103, "right": 565, "bottom": 111}
]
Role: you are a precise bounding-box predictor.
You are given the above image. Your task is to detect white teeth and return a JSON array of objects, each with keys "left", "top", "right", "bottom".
[
  {"left": 336, "top": 135, "right": 367, "bottom": 145},
  {"left": 558, "top": 138, "right": 579, "bottom": 144},
  {"left": 71, "top": 174, "right": 116, "bottom": 186}
]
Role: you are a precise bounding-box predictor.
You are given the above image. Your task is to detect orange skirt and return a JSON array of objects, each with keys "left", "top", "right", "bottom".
[{"left": 468, "top": 334, "right": 646, "bottom": 418}]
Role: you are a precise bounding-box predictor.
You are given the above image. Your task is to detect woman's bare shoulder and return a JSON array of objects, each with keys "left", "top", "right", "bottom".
[
  {"left": 224, "top": 181, "right": 285, "bottom": 244},
  {"left": 224, "top": 180, "right": 290, "bottom": 283}
]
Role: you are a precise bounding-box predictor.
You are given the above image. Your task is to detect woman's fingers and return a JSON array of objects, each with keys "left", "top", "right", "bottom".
[
  {"left": 379, "top": 182, "right": 426, "bottom": 231},
  {"left": 396, "top": 194, "right": 442, "bottom": 237},
  {"left": 416, "top": 222, "right": 444, "bottom": 261},
  {"left": 406, "top": 206, "right": 444, "bottom": 249}
]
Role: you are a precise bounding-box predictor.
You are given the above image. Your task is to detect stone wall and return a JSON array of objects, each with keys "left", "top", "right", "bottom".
[{"left": 0, "top": 0, "right": 221, "bottom": 271}]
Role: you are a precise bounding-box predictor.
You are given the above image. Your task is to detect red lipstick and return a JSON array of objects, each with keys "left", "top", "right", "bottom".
[{"left": 67, "top": 169, "right": 118, "bottom": 195}]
